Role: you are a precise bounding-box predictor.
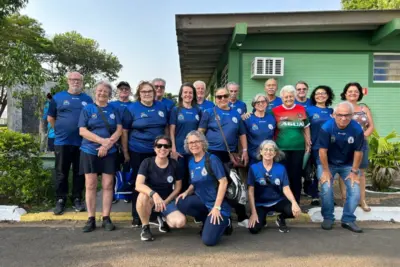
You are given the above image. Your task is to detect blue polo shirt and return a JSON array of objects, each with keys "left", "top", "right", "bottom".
[
  {"left": 267, "top": 97, "right": 282, "bottom": 112},
  {"left": 247, "top": 162, "right": 289, "bottom": 207},
  {"left": 243, "top": 113, "right": 276, "bottom": 161},
  {"left": 295, "top": 98, "right": 312, "bottom": 109},
  {"left": 125, "top": 101, "right": 168, "bottom": 153},
  {"left": 317, "top": 118, "right": 364, "bottom": 166},
  {"left": 229, "top": 100, "right": 247, "bottom": 115},
  {"left": 198, "top": 100, "right": 215, "bottom": 112},
  {"left": 109, "top": 100, "right": 133, "bottom": 129},
  {"left": 169, "top": 106, "right": 201, "bottom": 154},
  {"left": 189, "top": 153, "right": 231, "bottom": 216},
  {"left": 78, "top": 104, "right": 121, "bottom": 155},
  {"left": 199, "top": 106, "right": 246, "bottom": 152},
  {"left": 159, "top": 98, "right": 175, "bottom": 113},
  {"left": 47, "top": 91, "right": 93, "bottom": 146},
  {"left": 306, "top": 106, "right": 333, "bottom": 150}
]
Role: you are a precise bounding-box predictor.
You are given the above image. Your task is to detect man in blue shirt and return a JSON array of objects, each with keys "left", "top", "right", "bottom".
[
  {"left": 295, "top": 81, "right": 311, "bottom": 108},
  {"left": 316, "top": 101, "right": 364, "bottom": 233},
  {"left": 152, "top": 78, "right": 175, "bottom": 114},
  {"left": 194, "top": 80, "right": 214, "bottom": 111},
  {"left": 227, "top": 82, "right": 247, "bottom": 115},
  {"left": 264, "top": 78, "right": 282, "bottom": 111},
  {"left": 47, "top": 72, "right": 93, "bottom": 215}
]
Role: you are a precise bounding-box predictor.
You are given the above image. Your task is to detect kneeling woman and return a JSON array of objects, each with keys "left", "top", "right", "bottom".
[
  {"left": 176, "top": 130, "right": 231, "bottom": 246},
  {"left": 136, "top": 135, "right": 186, "bottom": 241},
  {"left": 248, "top": 140, "right": 301, "bottom": 234}
]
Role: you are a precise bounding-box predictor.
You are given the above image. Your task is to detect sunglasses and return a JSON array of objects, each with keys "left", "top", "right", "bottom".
[
  {"left": 296, "top": 88, "right": 308, "bottom": 91},
  {"left": 216, "top": 94, "right": 229, "bottom": 100},
  {"left": 154, "top": 85, "right": 165, "bottom": 89},
  {"left": 155, "top": 143, "right": 171, "bottom": 149}
]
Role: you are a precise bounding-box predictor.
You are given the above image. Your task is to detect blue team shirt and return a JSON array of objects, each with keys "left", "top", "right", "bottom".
[
  {"left": 43, "top": 101, "right": 55, "bottom": 138},
  {"left": 125, "top": 101, "right": 168, "bottom": 153},
  {"left": 244, "top": 113, "right": 276, "bottom": 162},
  {"left": 109, "top": 100, "right": 133, "bottom": 129},
  {"left": 198, "top": 100, "right": 215, "bottom": 112},
  {"left": 229, "top": 100, "right": 247, "bottom": 115},
  {"left": 267, "top": 97, "right": 282, "bottom": 112},
  {"left": 47, "top": 91, "right": 93, "bottom": 146},
  {"left": 169, "top": 106, "right": 201, "bottom": 154},
  {"left": 247, "top": 162, "right": 289, "bottom": 207},
  {"left": 199, "top": 106, "right": 246, "bottom": 152},
  {"left": 306, "top": 106, "right": 333, "bottom": 150},
  {"left": 78, "top": 104, "right": 121, "bottom": 155},
  {"left": 295, "top": 98, "right": 312, "bottom": 109},
  {"left": 317, "top": 118, "right": 364, "bottom": 166},
  {"left": 159, "top": 98, "right": 175, "bottom": 113},
  {"left": 189, "top": 153, "right": 231, "bottom": 216}
]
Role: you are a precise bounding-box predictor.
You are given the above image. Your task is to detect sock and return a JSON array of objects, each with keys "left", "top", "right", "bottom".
[
  {"left": 103, "top": 216, "right": 110, "bottom": 221},
  {"left": 88, "top": 216, "right": 95, "bottom": 221}
]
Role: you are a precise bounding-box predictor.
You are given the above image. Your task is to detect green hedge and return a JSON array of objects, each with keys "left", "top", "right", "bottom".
[{"left": 0, "top": 129, "right": 52, "bottom": 205}]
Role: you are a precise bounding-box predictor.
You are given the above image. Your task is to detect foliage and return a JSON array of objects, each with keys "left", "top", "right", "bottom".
[
  {"left": 342, "top": 0, "right": 400, "bottom": 10},
  {"left": 0, "top": 129, "right": 52, "bottom": 205},
  {"left": 366, "top": 130, "right": 400, "bottom": 191},
  {"left": 0, "top": 0, "right": 28, "bottom": 21},
  {"left": 164, "top": 92, "right": 178, "bottom": 104}
]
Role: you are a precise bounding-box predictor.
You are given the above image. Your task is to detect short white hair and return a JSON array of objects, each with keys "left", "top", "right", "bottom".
[
  {"left": 280, "top": 85, "right": 296, "bottom": 98},
  {"left": 226, "top": 81, "right": 239, "bottom": 90},
  {"left": 193, "top": 80, "right": 206, "bottom": 88},
  {"left": 334, "top": 101, "right": 354, "bottom": 114},
  {"left": 94, "top": 80, "right": 113, "bottom": 97}
]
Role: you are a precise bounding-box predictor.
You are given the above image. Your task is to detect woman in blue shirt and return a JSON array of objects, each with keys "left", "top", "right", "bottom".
[
  {"left": 122, "top": 81, "right": 169, "bottom": 228},
  {"left": 198, "top": 87, "right": 249, "bottom": 228},
  {"left": 176, "top": 130, "right": 231, "bottom": 246},
  {"left": 170, "top": 82, "right": 201, "bottom": 192},
  {"left": 243, "top": 94, "right": 276, "bottom": 165},
  {"left": 78, "top": 81, "right": 123, "bottom": 233},
  {"left": 305, "top": 86, "right": 334, "bottom": 205},
  {"left": 248, "top": 140, "right": 301, "bottom": 234}
]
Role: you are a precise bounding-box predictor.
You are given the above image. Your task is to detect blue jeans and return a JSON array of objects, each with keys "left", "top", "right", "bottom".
[{"left": 317, "top": 165, "right": 360, "bottom": 223}]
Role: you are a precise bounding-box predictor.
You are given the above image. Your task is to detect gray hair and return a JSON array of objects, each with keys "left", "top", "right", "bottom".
[
  {"left": 184, "top": 130, "right": 209, "bottom": 154},
  {"left": 66, "top": 71, "right": 83, "bottom": 79},
  {"left": 215, "top": 87, "right": 229, "bottom": 96},
  {"left": 193, "top": 80, "right": 206, "bottom": 88},
  {"left": 334, "top": 101, "right": 354, "bottom": 114},
  {"left": 251, "top": 94, "right": 269, "bottom": 108},
  {"left": 94, "top": 80, "right": 113, "bottom": 97},
  {"left": 226, "top": 81, "right": 239, "bottom": 89},
  {"left": 280, "top": 85, "right": 296, "bottom": 98},
  {"left": 256, "top": 140, "right": 285, "bottom": 162},
  {"left": 152, "top": 78, "right": 166, "bottom": 85}
]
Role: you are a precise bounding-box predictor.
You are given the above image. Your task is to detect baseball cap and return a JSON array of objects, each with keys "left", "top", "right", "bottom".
[{"left": 117, "top": 81, "right": 131, "bottom": 89}]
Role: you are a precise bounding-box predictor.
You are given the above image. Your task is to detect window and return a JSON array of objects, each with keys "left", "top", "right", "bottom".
[{"left": 373, "top": 53, "right": 400, "bottom": 83}]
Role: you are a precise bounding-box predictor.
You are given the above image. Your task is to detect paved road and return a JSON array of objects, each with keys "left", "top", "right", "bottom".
[{"left": 1, "top": 222, "right": 399, "bottom": 267}]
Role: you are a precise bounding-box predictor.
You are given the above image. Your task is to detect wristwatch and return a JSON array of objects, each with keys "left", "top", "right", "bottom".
[
  {"left": 214, "top": 206, "right": 221, "bottom": 211},
  {"left": 149, "top": 190, "right": 156, "bottom": 198},
  {"left": 350, "top": 169, "right": 359, "bottom": 174}
]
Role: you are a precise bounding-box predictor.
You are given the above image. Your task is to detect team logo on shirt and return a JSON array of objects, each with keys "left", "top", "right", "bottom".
[
  {"left": 268, "top": 124, "right": 274, "bottom": 130},
  {"left": 140, "top": 112, "right": 148, "bottom": 118},
  {"left": 201, "top": 167, "right": 208, "bottom": 176},
  {"left": 195, "top": 115, "right": 200, "bottom": 121},
  {"left": 348, "top": 136, "right": 354, "bottom": 144},
  {"left": 91, "top": 113, "right": 97, "bottom": 119},
  {"left": 110, "top": 113, "right": 115, "bottom": 120},
  {"left": 158, "top": 111, "right": 165, "bottom": 117},
  {"left": 63, "top": 100, "right": 70, "bottom": 106},
  {"left": 81, "top": 101, "right": 87, "bottom": 106},
  {"left": 232, "top": 117, "right": 238, "bottom": 124},
  {"left": 259, "top": 178, "right": 267, "bottom": 185},
  {"left": 330, "top": 136, "right": 336, "bottom": 143},
  {"left": 313, "top": 114, "right": 320, "bottom": 119},
  {"left": 252, "top": 124, "right": 258, "bottom": 131},
  {"left": 275, "top": 178, "right": 281, "bottom": 186},
  {"left": 167, "top": 176, "right": 174, "bottom": 183},
  {"left": 237, "top": 108, "right": 242, "bottom": 114},
  {"left": 190, "top": 170, "right": 194, "bottom": 179},
  {"left": 178, "top": 114, "right": 184, "bottom": 121}
]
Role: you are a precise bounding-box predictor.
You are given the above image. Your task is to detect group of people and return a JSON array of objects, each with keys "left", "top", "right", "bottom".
[{"left": 47, "top": 71, "right": 374, "bottom": 246}]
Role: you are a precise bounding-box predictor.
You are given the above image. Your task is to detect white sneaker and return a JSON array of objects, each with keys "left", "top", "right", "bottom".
[{"left": 238, "top": 219, "right": 249, "bottom": 228}]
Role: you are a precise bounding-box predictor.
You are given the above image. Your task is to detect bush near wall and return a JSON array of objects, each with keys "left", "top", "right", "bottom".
[{"left": 0, "top": 129, "right": 52, "bottom": 205}]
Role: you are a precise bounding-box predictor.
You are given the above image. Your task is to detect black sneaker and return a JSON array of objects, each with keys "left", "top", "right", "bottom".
[
  {"left": 311, "top": 198, "right": 320, "bottom": 206},
  {"left": 157, "top": 216, "right": 170, "bottom": 233},
  {"left": 131, "top": 217, "right": 142, "bottom": 228},
  {"left": 82, "top": 219, "right": 96, "bottom": 233},
  {"left": 112, "top": 199, "right": 119, "bottom": 204},
  {"left": 276, "top": 216, "right": 290, "bottom": 233},
  {"left": 141, "top": 225, "right": 154, "bottom": 241},
  {"left": 102, "top": 217, "right": 116, "bottom": 231},
  {"left": 341, "top": 222, "right": 363, "bottom": 233},
  {"left": 72, "top": 198, "right": 86, "bottom": 212},
  {"left": 53, "top": 199, "right": 66, "bottom": 215},
  {"left": 321, "top": 219, "right": 334, "bottom": 230},
  {"left": 224, "top": 218, "right": 233, "bottom": 236}
]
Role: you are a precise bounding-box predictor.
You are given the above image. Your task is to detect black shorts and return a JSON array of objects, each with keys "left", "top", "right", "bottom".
[
  {"left": 47, "top": 138, "right": 55, "bottom": 152},
  {"left": 80, "top": 151, "right": 117, "bottom": 175}
]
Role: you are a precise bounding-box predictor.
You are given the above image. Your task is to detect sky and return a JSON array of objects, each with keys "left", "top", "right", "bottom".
[{"left": 20, "top": 0, "right": 341, "bottom": 96}]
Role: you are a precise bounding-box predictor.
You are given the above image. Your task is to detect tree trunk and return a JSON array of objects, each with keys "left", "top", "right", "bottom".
[{"left": 0, "top": 87, "right": 7, "bottom": 118}]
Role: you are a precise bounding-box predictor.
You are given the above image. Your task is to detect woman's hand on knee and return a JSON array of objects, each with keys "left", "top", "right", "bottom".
[{"left": 248, "top": 213, "right": 258, "bottom": 228}]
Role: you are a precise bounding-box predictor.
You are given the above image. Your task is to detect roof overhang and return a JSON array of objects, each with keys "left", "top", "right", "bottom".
[{"left": 176, "top": 10, "right": 400, "bottom": 84}]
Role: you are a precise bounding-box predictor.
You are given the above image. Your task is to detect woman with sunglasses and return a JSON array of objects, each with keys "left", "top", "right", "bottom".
[
  {"left": 170, "top": 82, "right": 201, "bottom": 192},
  {"left": 243, "top": 94, "right": 276, "bottom": 165},
  {"left": 306, "top": 86, "right": 335, "bottom": 206},
  {"left": 248, "top": 140, "right": 301, "bottom": 234},
  {"left": 122, "top": 81, "right": 169, "bottom": 228},
  {"left": 176, "top": 131, "right": 231, "bottom": 246},
  {"left": 136, "top": 135, "right": 186, "bottom": 241},
  {"left": 198, "top": 87, "right": 249, "bottom": 230},
  {"left": 295, "top": 81, "right": 312, "bottom": 109}
]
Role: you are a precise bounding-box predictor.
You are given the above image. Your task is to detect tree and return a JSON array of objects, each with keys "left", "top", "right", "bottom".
[
  {"left": 342, "top": 0, "right": 400, "bottom": 9},
  {"left": 0, "top": 0, "right": 28, "bottom": 21}
]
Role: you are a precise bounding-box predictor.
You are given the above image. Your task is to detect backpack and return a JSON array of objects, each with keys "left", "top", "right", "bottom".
[{"left": 204, "top": 153, "right": 247, "bottom": 206}]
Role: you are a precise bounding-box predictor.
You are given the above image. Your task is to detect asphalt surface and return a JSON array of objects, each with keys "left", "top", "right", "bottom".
[{"left": 1, "top": 222, "right": 400, "bottom": 267}]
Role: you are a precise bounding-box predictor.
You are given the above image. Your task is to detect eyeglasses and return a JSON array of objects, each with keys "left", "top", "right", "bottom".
[
  {"left": 188, "top": 140, "right": 203, "bottom": 146},
  {"left": 118, "top": 87, "right": 130, "bottom": 91},
  {"left": 154, "top": 85, "right": 165, "bottom": 89},
  {"left": 315, "top": 92, "right": 327, "bottom": 96},
  {"left": 336, "top": 113, "right": 353, "bottom": 119},
  {"left": 216, "top": 94, "right": 229, "bottom": 100},
  {"left": 140, "top": 90, "right": 153, "bottom": 95},
  {"left": 262, "top": 148, "right": 275, "bottom": 152},
  {"left": 68, "top": 78, "right": 82, "bottom": 83},
  {"left": 255, "top": 100, "right": 267, "bottom": 105},
  {"left": 296, "top": 88, "right": 308, "bottom": 91},
  {"left": 155, "top": 144, "right": 171, "bottom": 149},
  {"left": 347, "top": 90, "right": 360, "bottom": 95}
]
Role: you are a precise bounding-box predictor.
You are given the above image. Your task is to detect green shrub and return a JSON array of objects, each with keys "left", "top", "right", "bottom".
[{"left": 0, "top": 129, "right": 52, "bottom": 205}]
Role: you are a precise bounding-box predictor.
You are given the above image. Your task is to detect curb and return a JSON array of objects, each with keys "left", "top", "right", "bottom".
[{"left": 0, "top": 205, "right": 27, "bottom": 221}]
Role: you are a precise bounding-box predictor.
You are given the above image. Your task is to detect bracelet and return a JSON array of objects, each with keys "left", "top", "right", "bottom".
[
  {"left": 242, "top": 148, "right": 248, "bottom": 152},
  {"left": 350, "top": 169, "right": 359, "bottom": 174}
]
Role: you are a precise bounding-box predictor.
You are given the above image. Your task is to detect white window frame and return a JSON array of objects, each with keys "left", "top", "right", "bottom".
[{"left": 373, "top": 53, "right": 400, "bottom": 84}]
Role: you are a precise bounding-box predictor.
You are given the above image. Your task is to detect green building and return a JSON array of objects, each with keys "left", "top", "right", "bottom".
[{"left": 176, "top": 10, "right": 400, "bottom": 135}]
